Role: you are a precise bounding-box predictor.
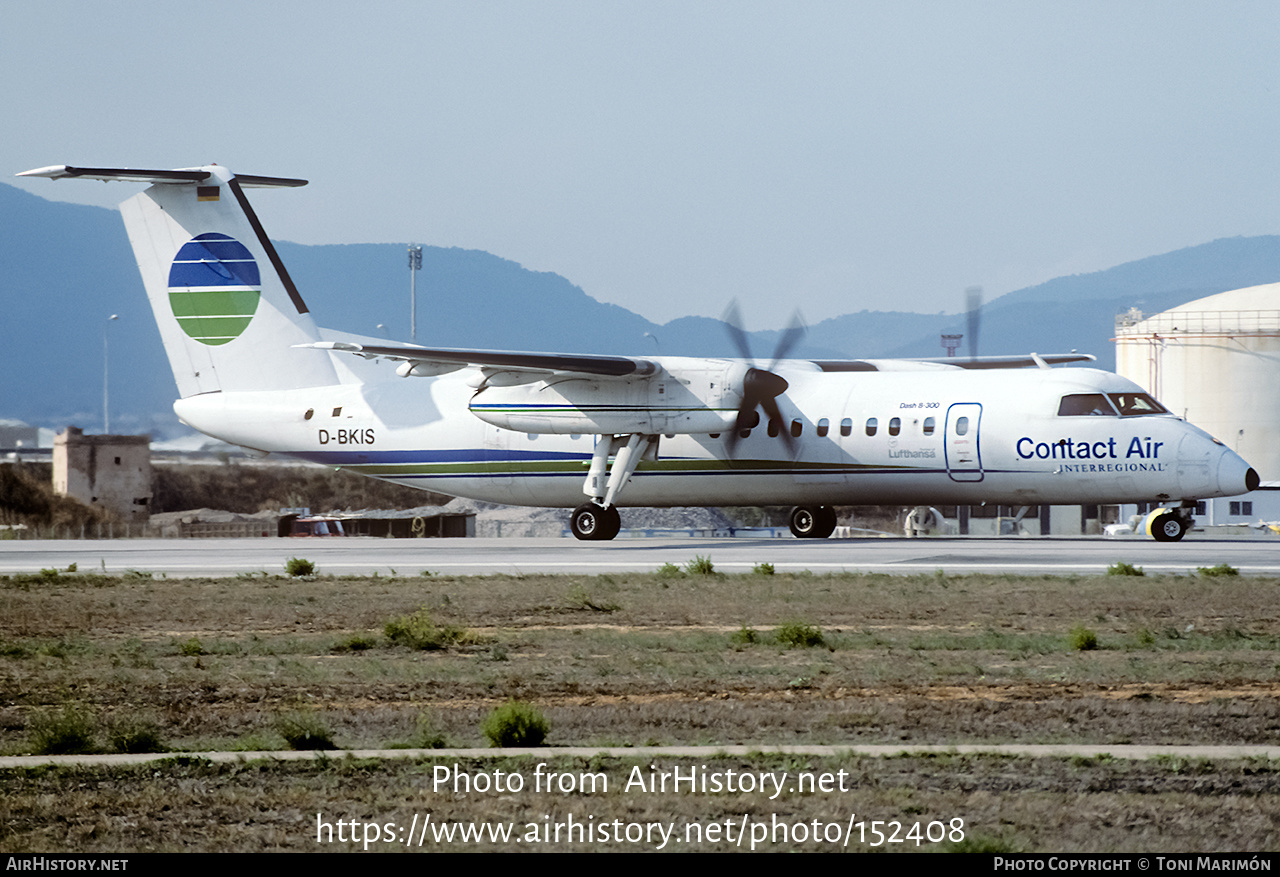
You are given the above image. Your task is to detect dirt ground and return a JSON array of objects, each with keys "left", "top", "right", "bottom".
[{"left": 2, "top": 567, "right": 1278, "bottom": 851}]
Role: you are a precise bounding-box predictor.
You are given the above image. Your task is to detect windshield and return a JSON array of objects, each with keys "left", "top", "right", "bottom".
[
  {"left": 1107, "top": 392, "right": 1168, "bottom": 416},
  {"left": 1058, "top": 394, "right": 1117, "bottom": 416}
]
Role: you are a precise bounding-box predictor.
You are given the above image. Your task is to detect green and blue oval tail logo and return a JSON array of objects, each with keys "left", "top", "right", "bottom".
[{"left": 167, "top": 233, "right": 261, "bottom": 346}]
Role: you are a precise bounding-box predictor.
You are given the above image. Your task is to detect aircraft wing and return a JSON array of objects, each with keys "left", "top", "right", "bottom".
[
  {"left": 302, "top": 340, "right": 1093, "bottom": 378},
  {"left": 297, "top": 341, "right": 658, "bottom": 378},
  {"left": 813, "top": 353, "right": 1096, "bottom": 371}
]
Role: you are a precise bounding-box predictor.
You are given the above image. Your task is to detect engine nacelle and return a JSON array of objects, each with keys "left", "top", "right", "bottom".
[{"left": 468, "top": 360, "right": 741, "bottom": 435}]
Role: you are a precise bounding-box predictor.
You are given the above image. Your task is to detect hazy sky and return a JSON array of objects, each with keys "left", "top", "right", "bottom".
[{"left": 7, "top": 1, "right": 1280, "bottom": 327}]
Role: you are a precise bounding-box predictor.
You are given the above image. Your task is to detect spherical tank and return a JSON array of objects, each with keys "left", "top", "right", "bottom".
[{"left": 1115, "top": 282, "right": 1280, "bottom": 482}]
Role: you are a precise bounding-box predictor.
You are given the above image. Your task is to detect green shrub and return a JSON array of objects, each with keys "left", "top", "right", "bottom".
[
  {"left": 286, "top": 557, "right": 315, "bottom": 578},
  {"left": 384, "top": 608, "right": 470, "bottom": 650},
  {"left": 947, "top": 833, "right": 1021, "bottom": 853},
  {"left": 654, "top": 562, "right": 683, "bottom": 578},
  {"left": 1107, "top": 561, "right": 1145, "bottom": 577},
  {"left": 482, "top": 701, "right": 549, "bottom": 748},
  {"left": 685, "top": 555, "right": 715, "bottom": 575},
  {"left": 179, "top": 637, "right": 205, "bottom": 657},
  {"left": 730, "top": 624, "right": 760, "bottom": 645},
  {"left": 107, "top": 716, "right": 165, "bottom": 754},
  {"left": 276, "top": 711, "right": 337, "bottom": 750},
  {"left": 774, "top": 621, "right": 825, "bottom": 648},
  {"left": 331, "top": 634, "right": 377, "bottom": 653},
  {"left": 1069, "top": 625, "right": 1099, "bottom": 651},
  {"left": 752, "top": 562, "right": 775, "bottom": 575},
  {"left": 30, "top": 705, "right": 98, "bottom": 755},
  {"left": 565, "top": 584, "right": 620, "bottom": 612},
  {"left": 411, "top": 712, "right": 448, "bottom": 749},
  {"left": 1197, "top": 563, "right": 1239, "bottom": 577}
]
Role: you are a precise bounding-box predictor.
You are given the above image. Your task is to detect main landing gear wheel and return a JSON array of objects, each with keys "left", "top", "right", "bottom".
[
  {"left": 571, "top": 503, "right": 621, "bottom": 541},
  {"left": 789, "top": 505, "right": 837, "bottom": 539},
  {"left": 1148, "top": 509, "right": 1188, "bottom": 543}
]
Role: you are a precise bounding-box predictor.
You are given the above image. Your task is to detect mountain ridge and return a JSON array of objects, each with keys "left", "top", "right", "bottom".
[{"left": 3, "top": 181, "right": 1276, "bottom": 436}]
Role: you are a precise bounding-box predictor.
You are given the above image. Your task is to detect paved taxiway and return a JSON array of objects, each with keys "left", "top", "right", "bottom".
[{"left": 3, "top": 534, "right": 1279, "bottom": 577}]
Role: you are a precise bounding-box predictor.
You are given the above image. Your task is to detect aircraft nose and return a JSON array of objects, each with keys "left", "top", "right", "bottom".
[{"left": 1217, "top": 448, "right": 1259, "bottom": 496}]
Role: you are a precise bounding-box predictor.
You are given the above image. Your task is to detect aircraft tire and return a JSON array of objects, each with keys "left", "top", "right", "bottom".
[
  {"left": 571, "top": 503, "right": 621, "bottom": 541},
  {"left": 789, "top": 505, "right": 837, "bottom": 539},
  {"left": 1149, "top": 510, "right": 1187, "bottom": 543}
]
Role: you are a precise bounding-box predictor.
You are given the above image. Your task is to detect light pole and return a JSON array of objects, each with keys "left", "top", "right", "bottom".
[
  {"left": 103, "top": 314, "right": 118, "bottom": 433},
  {"left": 408, "top": 244, "right": 422, "bottom": 340}
]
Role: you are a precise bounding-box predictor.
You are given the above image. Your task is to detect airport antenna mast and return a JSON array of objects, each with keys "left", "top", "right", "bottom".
[
  {"left": 103, "top": 314, "right": 118, "bottom": 433},
  {"left": 408, "top": 244, "right": 423, "bottom": 340}
]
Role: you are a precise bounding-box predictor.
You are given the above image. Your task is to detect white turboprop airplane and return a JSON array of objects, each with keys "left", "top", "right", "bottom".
[{"left": 19, "top": 164, "right": 1259, "bottom": 542}]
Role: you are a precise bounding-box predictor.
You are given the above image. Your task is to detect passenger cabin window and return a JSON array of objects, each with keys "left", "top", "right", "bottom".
[
  {"left": 791, "top": 420, "right": 803, "bottom": 438},
  {"left": 955, "top": 416, "right": 969, "bottom": 436},
  {"left": 888, "top": 417, "right": 901, "bottom": 436},
  {"left": 922, "top": 416, "right": 935, "bottom": 436},
  {"left": 1108, "top": 392, "right": 1168, "bottom": 416},
  {"left": 1058, "top": 394, "right": 1117, "bottom": 416},
  {"left": 816, "top": 418, "right": 829, "bottom": 437},
  {"left": 840, "top": 418, "right": 852, "bottom": 437},
  {"left": 866, "top": 417, "right": 878, "bottom": 437},
  {"left": 767, "top": 419, "right": 780, "bottom": 438}
]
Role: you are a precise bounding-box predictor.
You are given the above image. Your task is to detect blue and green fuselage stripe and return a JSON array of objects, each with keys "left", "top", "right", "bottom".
[
  {"left": 468, "top": 404, "right": 737, "bottom": 414},
  {"left": 287, "top": 448, "right": 940, "bottom": 480}
]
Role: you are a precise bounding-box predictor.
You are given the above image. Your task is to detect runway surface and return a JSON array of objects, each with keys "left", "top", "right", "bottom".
[{"left": 3, "top": 534, "right": 1279, "bottom": 577}]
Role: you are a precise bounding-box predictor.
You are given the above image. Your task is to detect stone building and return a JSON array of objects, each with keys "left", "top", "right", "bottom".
[{"left": 52, "top": 427, "right": 152, "bottom": 523}]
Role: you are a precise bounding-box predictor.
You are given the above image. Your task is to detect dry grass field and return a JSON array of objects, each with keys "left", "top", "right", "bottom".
[{"left": 2, "top": 562, "right": 1278, "bottom": 851}]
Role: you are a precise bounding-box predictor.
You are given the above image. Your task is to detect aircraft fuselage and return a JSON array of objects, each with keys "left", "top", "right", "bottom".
[{"left": 173, "top": 359, "right": 1254, "bottom": 510}]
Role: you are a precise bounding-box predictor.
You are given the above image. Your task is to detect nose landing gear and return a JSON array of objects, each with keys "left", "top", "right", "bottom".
[{"left": 1146, "top": 507, "right": 1192, "bottom": 542}]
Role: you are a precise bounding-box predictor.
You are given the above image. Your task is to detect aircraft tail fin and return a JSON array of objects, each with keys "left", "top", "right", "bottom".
[{"left": 19, "top": 164, "right": 338, "bottom": 397}]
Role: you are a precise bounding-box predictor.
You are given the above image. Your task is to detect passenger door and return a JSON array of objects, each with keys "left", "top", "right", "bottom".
[{"left": 945, "top": 403, "right": 983, "bottom": 482}]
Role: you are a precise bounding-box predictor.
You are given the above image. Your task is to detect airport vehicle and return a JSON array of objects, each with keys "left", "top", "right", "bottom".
[{"left": 19, "top": 164, "right": 1259, "bottom": 541}]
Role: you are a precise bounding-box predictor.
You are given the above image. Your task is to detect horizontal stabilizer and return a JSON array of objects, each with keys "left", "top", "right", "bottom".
[{"left": 17, "top": 165, "right": 306, "bottom": 188}]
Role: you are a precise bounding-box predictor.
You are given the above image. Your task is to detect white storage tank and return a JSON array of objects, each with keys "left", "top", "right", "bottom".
[{"left": 1115, "top": 282, "right": 1280, "bottom": 526}]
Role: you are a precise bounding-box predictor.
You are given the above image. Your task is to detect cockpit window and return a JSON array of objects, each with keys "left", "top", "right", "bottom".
[
  {"left": 1058, "top": 394, "right": 1117, "bottom": 416},
  {"left": 1107, "top": 393, "right": 1168, "bottom": 416}
]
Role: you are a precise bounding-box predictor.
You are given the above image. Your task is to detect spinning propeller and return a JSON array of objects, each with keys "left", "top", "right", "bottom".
[
  {"left": 722, "top": 301, "right": 806, "bottom": 456},
  {"left": 965, "top": 285, "right": 983, "bottom": 360}
]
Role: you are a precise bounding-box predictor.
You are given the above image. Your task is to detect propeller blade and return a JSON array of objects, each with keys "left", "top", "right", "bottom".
[
  {"left": 719, "top": 303, "right": 800, "bottom": 457},
  {"left": 965, "top": 285, "right": 983, "bottom": 361},
  {"left": 721, "top": 300, "right": 753, "bottom": 361},
  {"left": 767, "top": 310, "right": 806, "bottom": 370},
  {"left": 725, "top": 368, "right": 790, "bottom": 457},
  {"left": 723, "top": 408, "right": 756, "bottom": 457},
  {"left": 759, "top": 394, "right": 795, "bottom": 453}
]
